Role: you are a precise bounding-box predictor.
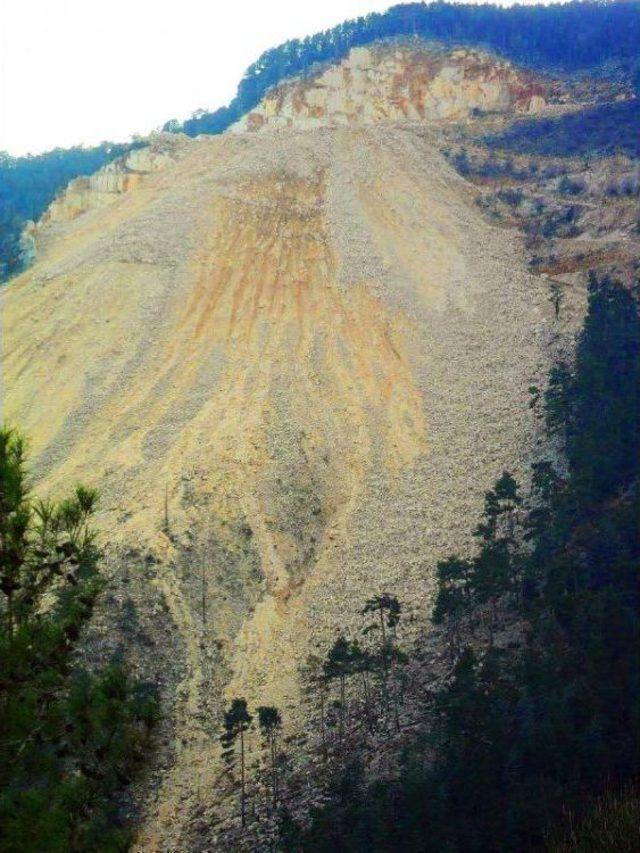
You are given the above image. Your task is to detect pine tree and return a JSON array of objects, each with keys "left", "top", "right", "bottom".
[
  {"left": 470, "top": 473, "right": 522, "bottom": 643},
  {"left": 1, "top": 428, "right": 98, "bottom": 636},
  {"left": 544, "top": 362, "right": 573, "bottom": 444},
  {"left": 0, "top": 428, "right": 29, "bottom": 636},
  {"left": 567, "top": 273, "right": 640, "bottom": 506},
  {"left": 474, "top": 471, "right": 522, "bottom": 547},
  {"left": 432, "top": 556, "right": 472, "bottom": 658},
  {"left": 1, "top": 426, "right": 157, "bottom": 849},
  {"left": 324, "top": 636, "right": 358, "bottom": 744},
  {"left": 362, "top": 594, "right": 403, "bottom": 731},
  {"left": 348, "top": 640, "right": 376, "bottom": 733},
  {"left": 221, "top": 698, "right": 253, "bottom": 827},
  {"left": 300, "top": 654, "right": 329, "bottom": 760},
  {"left": 257, "top": 705, "right": 282, "bottom": 810},
  {"left": 549, "top": 280, "right": 565, "bottom": 319}
]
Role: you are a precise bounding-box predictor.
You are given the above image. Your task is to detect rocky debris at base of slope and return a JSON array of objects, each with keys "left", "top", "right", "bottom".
[
  {"left": 3, "top": 120, "right": 577, "bottom": 850},
  {"left": 232, "top": 42, "right": 564, "bottom": 134},
  {"left": 203, "top": 224, "right": 586, "bottom": 851}
]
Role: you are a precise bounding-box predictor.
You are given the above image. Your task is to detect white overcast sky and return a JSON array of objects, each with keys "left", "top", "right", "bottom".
[{"left": 0, "top": 0, "right": 551, "bottom": 156}]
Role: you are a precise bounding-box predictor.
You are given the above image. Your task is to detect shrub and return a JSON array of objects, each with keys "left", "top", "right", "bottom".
[{"left": 558, "top": 175, "right": 586, "bottom": 196}]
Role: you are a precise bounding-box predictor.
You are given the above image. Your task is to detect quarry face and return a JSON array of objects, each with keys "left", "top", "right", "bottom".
[{"left": 1, "top": 45, "right": 556, "bottom": 847}]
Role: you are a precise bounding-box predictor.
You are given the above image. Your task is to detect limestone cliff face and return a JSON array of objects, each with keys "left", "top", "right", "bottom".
[
  {"left": 39, "top": 133, "right": 189, "bottom": 226},
  {"left": 233, "top": 43, "right": 554, "bottom": 133},
  {"left": 23, "top": 134, "right": 191, "bottom": 268}
]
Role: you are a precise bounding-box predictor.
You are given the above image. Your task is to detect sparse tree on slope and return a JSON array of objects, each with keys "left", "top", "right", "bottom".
[
  {"left": 300, "top": 653, "right": 329, "bottom": 761},
  {"left": 549, "top": 280, "right": 565, "bottom": 320},
  {"left": 471, "top": 473, "right": 522, "bottom": 643},
  {"left": 221, "top": 698, "right": 253, "bottom": 827},
  {"left": 348, "top": 639, "right": 376, "bottom": 733},
  {"left": 257, "top": 705, "right": 282, "bottom": 810},
  {"left": 432, "top": 556, "right": 472, "bottom": 659},
  {"left": 362, "top": 594, "right": 403, "bottom": 731},
  {"left": 324, "top": 635, "right": 358, "bottom": 745},
  {"left": 474, "top": 471, "right": 522, "bottom": 547}
]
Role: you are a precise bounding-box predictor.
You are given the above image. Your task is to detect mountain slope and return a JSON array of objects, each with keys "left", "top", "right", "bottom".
[
  {"left": 1, "top": 47, "right": 563, "bottom": 848},
  {"left": 4, "top": 1, "right": 638, "bottom": 285}
]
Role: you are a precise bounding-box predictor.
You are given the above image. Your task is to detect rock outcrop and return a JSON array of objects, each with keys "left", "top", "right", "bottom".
[
  {"left": 233, "top": 43, "right": 555, "bottom": 133},
  {"left": 21, "top": 134, "right": 191, "bottom": 268},
  {"left": 39, "top": 133, "right": 189, "bottom": 226}
]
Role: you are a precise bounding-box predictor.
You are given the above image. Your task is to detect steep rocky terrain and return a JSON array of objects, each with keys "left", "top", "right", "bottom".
[
  {"left": 232, "top": 43, "right": 558, "bottom": 133},
  {"left": 1, "top": 44, "right": 584, "bottom": 849}
]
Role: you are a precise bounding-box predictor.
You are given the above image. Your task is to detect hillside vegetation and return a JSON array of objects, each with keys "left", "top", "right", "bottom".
[
  {"left": 0, "top": 434, "right": 158, "bottom": 850},
  {"left": 485, "top": 99, "right": 640, "bottom": 159}
]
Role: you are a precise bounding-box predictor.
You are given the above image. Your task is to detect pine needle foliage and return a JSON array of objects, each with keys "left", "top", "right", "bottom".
[{"left": 0, "top": 427, "right": 158, "bottom": 852}]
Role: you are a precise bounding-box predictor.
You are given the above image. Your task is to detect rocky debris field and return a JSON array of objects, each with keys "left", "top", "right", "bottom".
[{"left": 0, "top": 43, "right": 601, "bottom": 847}]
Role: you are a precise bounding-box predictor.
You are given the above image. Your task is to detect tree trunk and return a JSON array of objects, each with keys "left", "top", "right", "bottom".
[
  {"left": 389, "top": 659, "right": 401, "bottom": 733},
  {"left": 271, "top": 736, "right": 277, "bottom": 810},
  {"left": 360, "top": 670, "right": 374, "bottom": 732},
  {"left": 447, "top": 615, "right": 456, "bottom": 663},
  {"left": 240, "top": 728, "right": 246, "bottom": 827},
  {"left": 163, "top": 484, "right": 169, "bottom": 533},
  {"left": 489, "top": 598, "right": 497, "bottom": 647},
  {"left": 391, "top": 686, "right": 401, "bottom": 733},
  {"left": 201, "top": 562, "right": 206, "bottom": 626},
  {"left": 7, "top": 591, "right": 13, "bottom": 637},
  {"left": 319, "top": 692, "right": 327, "bottom": 761},
  {"left": 379, "top": 608, "right": 390, "bottom": 718}
]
